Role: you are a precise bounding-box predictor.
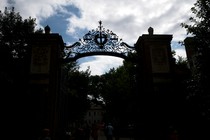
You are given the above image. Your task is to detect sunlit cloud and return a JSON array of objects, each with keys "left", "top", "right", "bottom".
[
  {"left": 1, "top": 0, "right": 196, "bottom": 75},
  {"left": 174, "top": 48, "right": 187, "bottom": 60},
  {"left": 78, "top": 56, "right": 124, "bottom": 75}
]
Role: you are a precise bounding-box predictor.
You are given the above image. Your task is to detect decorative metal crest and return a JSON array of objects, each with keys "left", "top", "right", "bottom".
[{"left": 64, "top": 21, "right": 135, "bottom": 60}]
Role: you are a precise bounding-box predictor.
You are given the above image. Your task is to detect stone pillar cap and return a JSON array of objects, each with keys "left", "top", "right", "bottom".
[{"left": 45, "top": 25, "right": 51, "bottom": 34}]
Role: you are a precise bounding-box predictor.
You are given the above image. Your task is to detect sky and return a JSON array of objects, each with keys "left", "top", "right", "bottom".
[{"left": 0, "top": 0, "right": 196, "bottom": 75}]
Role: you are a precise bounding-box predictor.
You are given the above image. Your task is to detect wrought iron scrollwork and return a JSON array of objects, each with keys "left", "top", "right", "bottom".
[{"left": 64, "top": 21, "right": 135, "bottom": 60}]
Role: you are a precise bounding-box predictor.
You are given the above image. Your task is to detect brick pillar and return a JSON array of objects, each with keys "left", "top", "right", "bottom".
[
  {"left": 28, "top": 30, "right": 64, "bottom": 140},
  {"left": 134, "top": 28, "right": 173, "bottom": 140}
]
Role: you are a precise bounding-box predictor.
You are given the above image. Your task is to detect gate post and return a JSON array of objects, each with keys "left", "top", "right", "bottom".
[
  {"left": 136, "top": 28, "right": 173, "bottom": 85},
  {"left": 28, "top": 26, "right": 64, "bottom": 140},
  {"left": 134, "top": 27, "right": 173, "bottom": 139}
]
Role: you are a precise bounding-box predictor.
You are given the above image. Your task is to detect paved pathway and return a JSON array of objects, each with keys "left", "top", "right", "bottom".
[{"left": 94, "top": 130, "right": 133, "bottom": 140}]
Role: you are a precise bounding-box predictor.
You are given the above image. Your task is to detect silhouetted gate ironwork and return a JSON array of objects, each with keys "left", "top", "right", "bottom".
[
  {"left": 64, "top": 21, "right": 136, "bottom": 61},
  {"left": 28, "top": 20, "right": 174, "bottom": 140}
]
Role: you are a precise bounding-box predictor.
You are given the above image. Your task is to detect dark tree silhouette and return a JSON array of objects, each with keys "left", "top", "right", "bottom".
[
  {"left": 0, "top": 7, "right": 38, "bottom": 91},
  {"left": 181, "top": 0, "right": 210, "bottom": 139},
  {"left": 0, "top": 7, "right": 42, "bottom": 139},
  {"left": 61, "top": 62, "right": 91, "bottom": 127}
]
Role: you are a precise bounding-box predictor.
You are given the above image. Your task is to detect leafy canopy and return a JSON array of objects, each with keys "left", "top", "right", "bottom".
[
  {"left": 0, "top": 7, "right": 37, "bottom": 60},
  {"left": 181, "top": 0, "right": 210, "bottom": 130}
]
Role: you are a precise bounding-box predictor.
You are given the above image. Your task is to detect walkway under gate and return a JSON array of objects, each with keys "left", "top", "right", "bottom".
[{"left": 28, "top": 21, "right": 174, "bottom": 140}]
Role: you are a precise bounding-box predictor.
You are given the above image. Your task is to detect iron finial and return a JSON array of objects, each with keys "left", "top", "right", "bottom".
[
  {"left": 148, "top": 27, "right": 154, "bottom": 35},
  {"left": 99, "top": 20, "right": 102, "bottom": 25}
]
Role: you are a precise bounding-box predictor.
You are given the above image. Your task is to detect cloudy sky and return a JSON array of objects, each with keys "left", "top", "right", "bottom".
[{"left": 1, "top": 0, "right": 196, "bottom": 75}]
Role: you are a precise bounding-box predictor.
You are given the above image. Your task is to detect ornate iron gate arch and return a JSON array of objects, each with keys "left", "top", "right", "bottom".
[
  {"left": 27, "top": 22, "right": 174, "bottom": 140},
  {"left": 63, "top": 21, "right": 136, "bottom": 62}
]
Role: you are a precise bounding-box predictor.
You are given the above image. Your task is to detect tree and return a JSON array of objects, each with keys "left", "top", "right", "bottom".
[
  {"left": 88, "top": 75, "right": 102, "bottom": 101},
  {"left": 0, "top": 7, "right": 42, "bottom": 139},
  {"left": 61, "top": 61, "right": 91, "bottom": 126},
  {"left": 100, "top": 56, "right": 137, "bottom": 128},
  {"left": 0, "top": 7, "right": 37, "bottom": 59},
  {"left": 0, "top": 7, "right": 38, "bottom": 89},
  {"left": 181, "top": 0, "right": 210, "bottom": 95},
  {"left": 181, "top": 0, "right": 210, "bottom": 139}
]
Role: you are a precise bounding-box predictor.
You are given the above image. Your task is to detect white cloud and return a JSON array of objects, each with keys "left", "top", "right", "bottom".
[
  {"left": 1, "top": 0, "right": 72, "bottom": 27},
  {"left": 78, "top": 56, "right": 123, "bottom": 75},
  {"left": 67, "top": 0, "right": 195, "bottom": 44},
  {"left": 174, "top": 48, "right": 187, "bottom": 59},
  {"left": 0, "top": 0, "right": 7, "bottom": 10},
  {"left": 0, "top": 0, "right": 196, "bottom": 75}
]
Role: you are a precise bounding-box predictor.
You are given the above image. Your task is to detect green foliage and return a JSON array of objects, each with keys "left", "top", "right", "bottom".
[
  {"left": 99, "top": 57, "right": 137, "bottom": 124},
  {"left": 176, "top": 56, "right": 188, "bottom": 67},
  {"left": 0, "top": 7, "right": 39, "bottom": 88},
  {"left": 0, "top": 7, "right": 42, "bottom": 137},
  {"left": 61, "top": 62, "right": 91, "bottom": 123},
  {"left": 88, "top": 75, "right": 104, "bottom": 103},
  {"left": 181, "top": 0, "right": 210, "bottom": 138},
  {"left": 0, "top": 7, "right": 37, "bottom": 60},
  {"left": 181, "top": 0, "right": 210, "bottom": 103},
  {"left": 182, "top": 0, "right": 210, "bottom": 99},
  {"left": 181, "top": 0, "right": 210, "bottom": 39}
]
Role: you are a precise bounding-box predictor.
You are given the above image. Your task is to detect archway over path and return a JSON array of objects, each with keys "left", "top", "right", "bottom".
[
  {"left": 63, "top": 21, "right": 136, "bottom": 62},
  {"left": 27, "top": 21, "right": 173, "bottom": 140}
]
